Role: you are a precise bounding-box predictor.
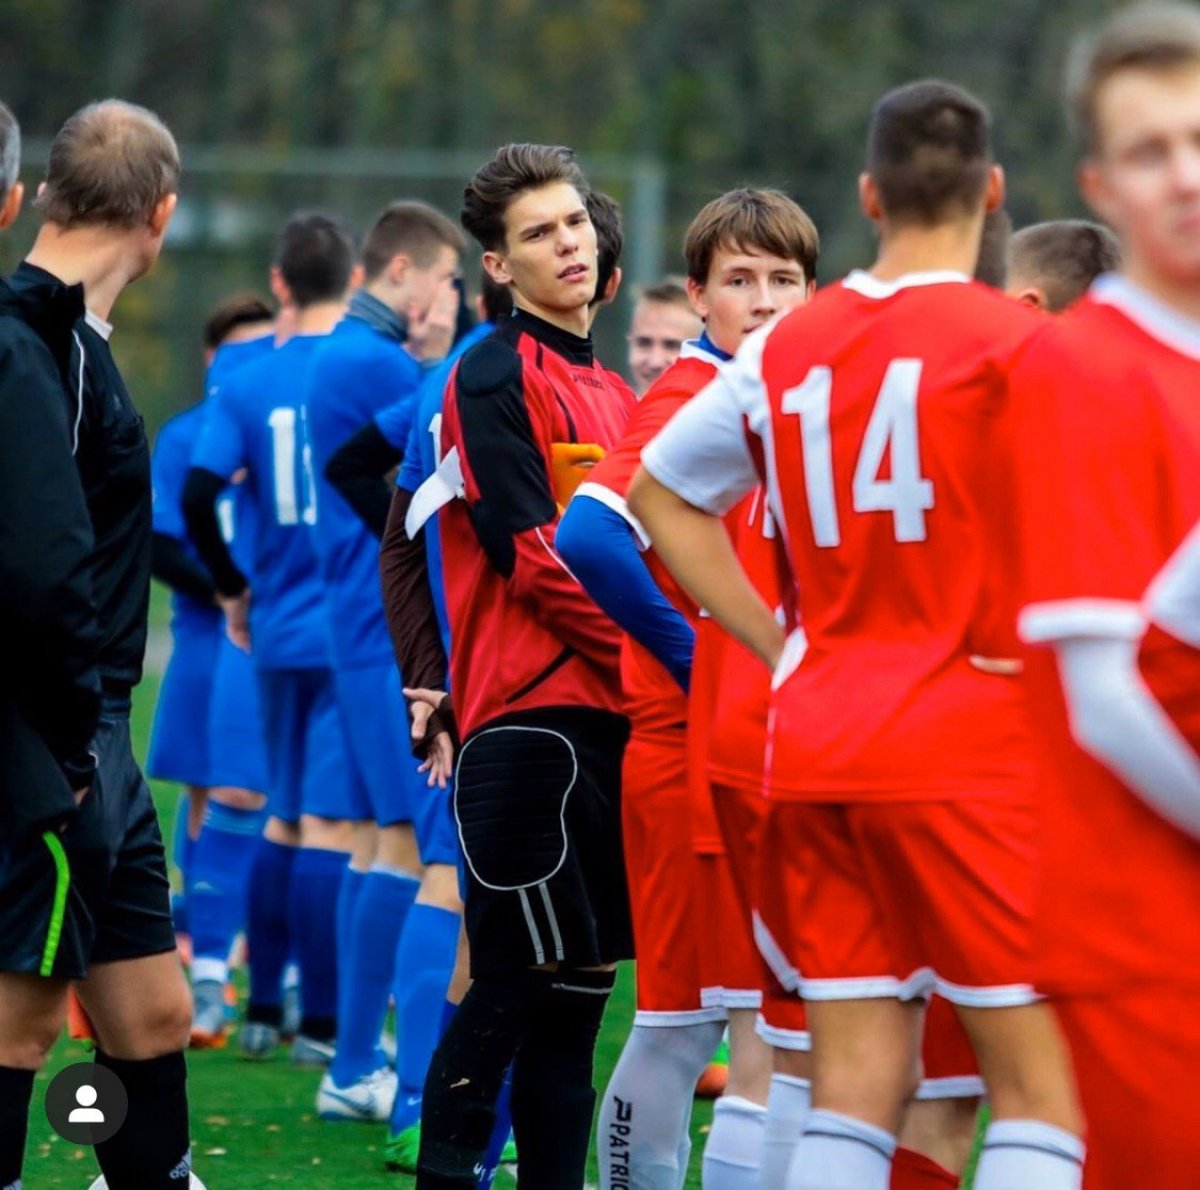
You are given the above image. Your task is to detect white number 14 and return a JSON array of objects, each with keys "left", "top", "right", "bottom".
[{"left": 781, "top": 359, "right": 933, "bottom": 547}]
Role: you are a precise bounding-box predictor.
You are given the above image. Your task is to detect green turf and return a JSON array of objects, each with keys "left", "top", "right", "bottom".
[{"left": 23, "top": 585, "right": 715, "bottom": 1187}]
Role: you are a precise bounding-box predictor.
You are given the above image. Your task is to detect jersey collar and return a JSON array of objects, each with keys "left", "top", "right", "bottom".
[
  {"left": 842, "top": 269, "right": 971, "bottom": 300},
  {"left": 509, "top": 307, "right": 593, "bottom": 367},
  {"left": 679, "top": 330, "right": 731, "bottom": 365},
  {"left": 1090, "top": 273, "right": 1200, "bottom": 361}
]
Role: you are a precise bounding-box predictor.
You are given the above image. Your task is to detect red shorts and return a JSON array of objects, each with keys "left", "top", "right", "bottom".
[
  {"left": 622, "top": 731, "right": 724, "bottom": 1023},
  {"left": 756, "top": 797, "right": 1038, "bottom": 1007},
  {"left": 1056, "top": 988, "right": 1200, "bottom": 1188},
  {"left": 711, "top": 780, "right": 767, "bottom": 921},
  {"left": 696, "top": 853, "right": 763, "bottom": 1011}
]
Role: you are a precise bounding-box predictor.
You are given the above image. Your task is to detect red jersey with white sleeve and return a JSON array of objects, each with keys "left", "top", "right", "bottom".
[
  {"left": 1013, "top": 277, "right": 1200, "bottom": 994},
  {"left": 580, "top": 345, "right": 719, "bottom": 735},
  {"left": 437, "top": 309, "right": 637, "bottom": 738},
  {"left": 643, "top": 271, "right": 1045, "bottom": 801}
]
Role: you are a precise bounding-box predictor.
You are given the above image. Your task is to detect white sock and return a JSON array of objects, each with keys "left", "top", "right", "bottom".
[
  {"left": 597, "top": 1020, "right": 726, "bottom": 1190},
  {"left": 702, "top": 1095, "right": 766, "bottom": 1188},
  {"left": 191, "top": 956, "right": 228, "bottom": 985},
  {"left": 761, "top": 1074, "right": 811, "bottom": 1188},
  {"left": 786, "top": 1108, "right": 895, "bottom": 1190},
  {"left": 676, "top": 1133, "right": 692, "bottom": 1190},
  {"left": 973, "top": 1119, "right": 1084, "bottom": 1190}
]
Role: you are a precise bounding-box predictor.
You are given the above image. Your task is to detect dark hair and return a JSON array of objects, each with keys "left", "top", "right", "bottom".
[
  {"left": 684, "top": 188, "right": 819, "bottom": 284},
  {"left": 361, "top": 200, "right": 466, "bottom": 282},
  {"left": 638, "top": 278, "right": 691, "bottom": 310},
  {"left": 274, "top": 211, "right": 357, "bottom": 308},
  {"left": 203, "top": 291, "right": 274, "bottom": 350},
  {"left": 36, "top": 99, "right": 179, "bottom": 230},
  {"left": 1008, "top": 220, "right": 1122, "bottom": 312},
  {"left": 974, "top": 207, "right": 1012, "bottom": 288},
  {"left": 0, "top": 101, "right": 19, "bottom": 201},
  {"left": 587, "top": 189, "right": 623, "bottom": 305},
  {"left": 866, "top": 80, "right": 992, "bottom": 226},
  {"left": 1067, "top": 3, "right": 1200, "bottom": 153},
  {"left": 461, "top": 143, "right": 588, "bottom": 252},
  {"left": 480, "top": 270, "right": 514, "bottom": 323}
]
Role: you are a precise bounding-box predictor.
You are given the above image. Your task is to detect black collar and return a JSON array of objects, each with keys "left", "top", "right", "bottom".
[{"left": 509, "top": 307, "right": 593, "bottom": 367}]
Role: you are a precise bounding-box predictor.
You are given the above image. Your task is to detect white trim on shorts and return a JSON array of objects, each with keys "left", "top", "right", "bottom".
[
  {"left": 634, "top": 1007, "right": 729, "bottom": 1028},
  {"left": 798, "top": 967, "right": 936, "bottom": 1002},
  {"left": 935, "top": 976, "right": 1041, "bottom": 1008},
  {"left": 755, "top": 1013, "right": 812, "bottom": 1052},
  {"left": 752, "top": 911, "right": 801, "bottom": 992},
  {"left": 701, "top": 986, "right": 763, "bottom": 1011}
]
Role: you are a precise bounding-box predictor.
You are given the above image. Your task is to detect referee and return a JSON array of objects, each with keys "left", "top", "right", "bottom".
[{"left": 0, "top": 101, "right": 194, "bottom": 1190}]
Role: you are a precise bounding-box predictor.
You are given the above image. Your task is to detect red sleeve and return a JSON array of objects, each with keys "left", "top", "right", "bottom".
[{"left": 1013, "top": 326, "right": 1165, "bottom": 643}]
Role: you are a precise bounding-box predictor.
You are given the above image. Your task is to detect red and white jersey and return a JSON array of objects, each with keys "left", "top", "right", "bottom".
[
  {"left": 643, "top": 270, "right": 1044, "bottom": 800},
  {"left": 1013, "top": 276, "right": 1200, "bottom": 992},
  {"left": 581, "top": 343, "right": 721, "bottom": 736}
]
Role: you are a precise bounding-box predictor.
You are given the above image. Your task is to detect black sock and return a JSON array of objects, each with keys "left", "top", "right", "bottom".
[
  {"left": 298, "top": 1013, "right": 336, "bottom": 1043},
  {"left": 0, "top": 1066, "right": 34, "bottom": 1190},
  {"left": 510, "top": 969, "right": 614, "bottom": 1190},
  {"left": 92, "top": 1050, "right": 191, "bottom": 1190},
  {"left": 246, "top": 1002, "right": 283, "bottom": 1027},
  {"left": 416, "top": 970, "right": 553, "bottom": 1189}
]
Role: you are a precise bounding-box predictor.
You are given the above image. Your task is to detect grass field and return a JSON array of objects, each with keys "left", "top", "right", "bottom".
[{"left": 22, "top": 588, "right": 715, "bottom": 1188}]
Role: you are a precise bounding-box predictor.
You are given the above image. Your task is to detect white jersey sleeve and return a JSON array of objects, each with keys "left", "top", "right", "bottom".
[
  {"left": 640, "top": 325, "right": 772, "bottom": 517},
  {"left": 1146, "top": 519, "right": 1200, "bottom": 648}
]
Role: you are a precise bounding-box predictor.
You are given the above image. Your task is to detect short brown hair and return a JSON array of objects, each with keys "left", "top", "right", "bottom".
[
  {"left": 274, "top": 211, "right": 357, "bottom": 308},
  {"left": 1068, "top": 3, "right": 1200, "bottom": 154},
  {"left": 866, "top": 80, "right": 991, "bottom": 226},
  {"left": 1008, "top": 220, "right": 1122, "bottom": 312},
  {"left": 203, "top": 291, "right": 273, "bottom": 351},
  {"left": 684, "top": 188, "right": 819, "bottom": 285},
  {"left": 461, "top": 143, "right": 588, "bottom": 252},
  {"left": 36, "top": 99, "right": 179, "bottom": 230},
  {"left": 638, "top": 278, "right": 691, "bottom": 310},
  {"left": 362, "top": 201, "right": 466, "bottom": 282},
  {"left": 586, "top": 189, "right": 623, "bottom": 305}
]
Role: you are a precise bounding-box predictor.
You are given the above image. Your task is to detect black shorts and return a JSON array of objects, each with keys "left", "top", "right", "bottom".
[
  {"left": 0, "top": 700, "right": 176, "bottom": 980},
  {"left": 455, "top": 706, "right": 633, "bottom": 976}
]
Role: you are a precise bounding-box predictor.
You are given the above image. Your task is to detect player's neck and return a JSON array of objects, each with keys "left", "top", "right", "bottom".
[
  {"left": 1121, "top": 258, "right": 1200, "bottom": 326},
  {"left": 292, "top": 300, "right": 346, "bottom": 336},
  {"left": 514, "top": 295, "right": 590, "bottom": 339},
  {"left": 869, "top": 221, "right": 981, "bottom": 283},
  {"left": 26, "top": 223, "right": 137, "bottom": 322}
]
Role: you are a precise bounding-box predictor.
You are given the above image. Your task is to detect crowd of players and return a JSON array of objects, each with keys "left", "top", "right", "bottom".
[{"left": 1, "top": 2, "right": 1199, "bottom": 1189}]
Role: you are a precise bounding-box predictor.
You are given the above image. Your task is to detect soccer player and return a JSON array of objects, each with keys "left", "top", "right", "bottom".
[
  {"left": 629, "top": 81, "right": 1085, "bottom": 1190},
  {"left": 0, "top": 100, "right": 197, "bottom": 1190},
  {"left": 1005, "top": 219, "right": 1121, "bottom": 311},
  {"left": 558, "top": 187, "right": 817, "bottom": 1190},
  {"left": 147, "top": 293, "right": 273, "bottom": 959},
  {"left": 184, "top": 212, "right": 359, "bottom": 1065},
  {"left": 398, "top": 144, "right": 636, "bottom": 1189},
  {"left": 1010, "top": 7, "right": 1200, "bottom": 1183},
  {"left": 303, "top": 201, "right": 465, "bottom": 1121},
  {"left": 627, "top": 278, "right": 702, "bottom": 394}
]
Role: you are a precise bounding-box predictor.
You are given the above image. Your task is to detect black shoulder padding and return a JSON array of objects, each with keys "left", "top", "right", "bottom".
[{"left": 457, "top": 337, "right": 521, "bottom": 397}]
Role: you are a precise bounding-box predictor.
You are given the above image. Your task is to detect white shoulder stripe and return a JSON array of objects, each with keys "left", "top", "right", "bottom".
[{"left": 1019, "top": 598, "right": 1145, "bottom": 644}]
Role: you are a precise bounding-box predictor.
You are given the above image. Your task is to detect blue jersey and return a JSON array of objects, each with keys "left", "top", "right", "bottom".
[
  {"left": 152, "top": 404, "right": 221, "bottom": 637},
  {"left": 203, "top": 335, "right": 276, "bottom": 578},
  {"left": 392, "top": 322, "right": 494, "bottom": 659},
  {"left": 192, "top": 334, "right": 330, "bottom": 670},
  {"left": 305, "top": 314, "right": 424, "bottom": 667}
]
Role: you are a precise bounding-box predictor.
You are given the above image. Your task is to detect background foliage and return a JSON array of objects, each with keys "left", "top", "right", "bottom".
[{"left": 0, "top": 0, "right": 1114, "bottom": 432}]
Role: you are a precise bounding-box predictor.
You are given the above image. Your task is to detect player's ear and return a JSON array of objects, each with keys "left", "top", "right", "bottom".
[
  {"left": 984, "top": 164, "right": 1005, "bottom": 212},
  {"left": 859, "top": 173, "right": 882, "bottom": 222},
  {"left": 685, "top": 275, "right": 709, "bottom": 321},
  {"left": 387, "top": 252, "right": 410, "bottom": 286},
  {"left": 805, "top": 276, "right": 816, "bottom": 301},
  {"left": 482, "top": 249, "right": 512, "bottom": 288},
  {"left": 149, "top": 192, "right": 177, "bottom": 238},
  {"left": 348, "top": 261, "right": 365, "bottom": 293},
  {"left": 269, "top": 265, "right": 293, "bottom": 309},
  {"left": 0, "top": 180, "right": 23, "bottom": 229},
  {"left": 602, "top": 265, "right": 622, "bottom": 306},
  {"left": 1014, "top": 286, "right": 1046, "bottom": 310},
  {"left": 1077, "top": 159, "right": 1115, "bottom": 227}
]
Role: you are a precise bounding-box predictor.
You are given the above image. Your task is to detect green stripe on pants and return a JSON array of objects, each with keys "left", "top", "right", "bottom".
[{"left": 39, "top": 832, "right": 70, "bottom": 977}]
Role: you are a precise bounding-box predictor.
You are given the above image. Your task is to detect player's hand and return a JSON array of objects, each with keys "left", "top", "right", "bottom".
[
  {"left": 220, "top": 589, "right": 252, "bottom": 652},
  {"left": 404, "top": 687, "right": 457, "bottom": 787},
  {"left": 418, "top": 731, "right": 455, "bottom": 789},
  {"left": 407, "top": 281, "right": 458, "bottom": 362}
]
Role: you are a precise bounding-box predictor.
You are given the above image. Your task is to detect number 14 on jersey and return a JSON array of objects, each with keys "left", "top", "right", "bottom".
[{"left": 782, "top": 358, "right": 934, "bottom": 547}]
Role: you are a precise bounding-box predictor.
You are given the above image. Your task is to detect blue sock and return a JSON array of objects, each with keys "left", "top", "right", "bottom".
[
  {"left": 245, "top": 837, "right": 295, "bottom": 1021},
  {"left": 189, "top": 803, "right": 264, "bottom": 982},
  {"left": 288, "top": 847, "right": 346, "bottom": 1039},
  {"left": 330, "top": 865, "right": 418, "bottom": 1087},
  {"left": 170, "top": 798, "right": 194, "bottom": 935},
  {"left": 333, "top": 864, "right": 366, "bottom": 1052},
  {"left": 388, "top": 903, "right": 460, "bottom": 1132}
]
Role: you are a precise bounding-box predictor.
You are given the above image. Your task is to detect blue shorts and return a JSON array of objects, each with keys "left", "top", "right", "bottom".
[
  {"left": 256, "top": 667, "right": 367, "bottom": 824},
  {"left": 333, "top": 662, "right": 457, "bottom": 864},
  {"left": 146, "top": 615, "right": 222, "bottom": 787},
  {"left": 207, "top": 636, "right": 269, "bottom": 793}
]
